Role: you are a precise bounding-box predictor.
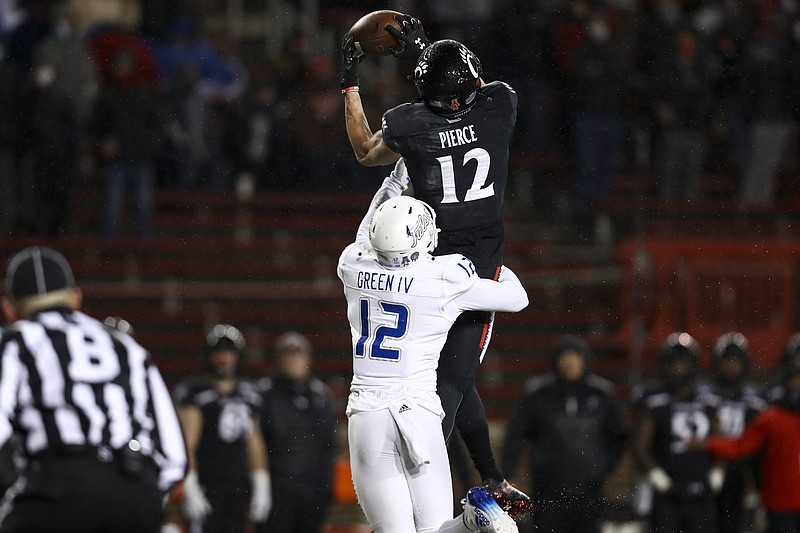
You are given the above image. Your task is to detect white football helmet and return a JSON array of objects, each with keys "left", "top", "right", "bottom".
[{"left": 369, "top": 196, "right": 439, "bottom": 269}]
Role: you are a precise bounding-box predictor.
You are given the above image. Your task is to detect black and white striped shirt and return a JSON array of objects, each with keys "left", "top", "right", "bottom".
[{"left": 0, "top": 308, "right": 186, "bottom": 491}]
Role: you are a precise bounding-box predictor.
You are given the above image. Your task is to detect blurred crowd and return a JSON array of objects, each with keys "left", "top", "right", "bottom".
[
  {"left": 0, "top": 0, "right": 799, "bottom": 238},
  {"left": 474, "top": 0, "right": 800, "bottom": 224},
  {"left": 0, "top": 0, "right": 387, "bottom": 240}
]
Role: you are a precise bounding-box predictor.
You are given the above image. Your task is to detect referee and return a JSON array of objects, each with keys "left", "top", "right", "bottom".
[{"left": 0, "top": 246, "right": 187, "bottom": 532}]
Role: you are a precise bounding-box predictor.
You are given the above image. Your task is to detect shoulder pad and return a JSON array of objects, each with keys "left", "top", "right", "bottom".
[
  {"left": 258, "top": 377, "right": 274, "bottom": 393},
  {"left": 442, "top": 255, "right": 478, "bottom": 285},
  {"left": 697, "top": 385, "right": 721, "bottom": 406},
  {"left": 173, "top": 378, "right": 209, "bottom": 404},
  {"left": 525, "top": 373, "right": 556, "bottom": 393},
  {"left": 586, "top": 374, "right": 615, "bottom": 394},
  {"left": 767, "top": 384, "right": 785, "bottom": 402},
  {"left": 483, "top": 80, "right": 516, "bottom": 95},
  {"left": 239, "top": 380, "right": 263, "bottom": 404},
  {"left": 643, "top": 391, "right": 671, "bottom": 409},
  {"left": 381, "top": 102, "right": 417, "bottom": 149},
  {"left": 742, "top": 387, "right": 769, "bottom": 411},
  {"left": 309, "top": 377, "right": 330, "bottom": 397},
  {"left": 480, "top": 81, "right": 518, "bottom": 108}
]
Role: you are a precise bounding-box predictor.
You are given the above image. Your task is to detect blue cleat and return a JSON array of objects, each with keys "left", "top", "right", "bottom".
[{"left": 462, "top": 486, "right": 519, "bottom": 533}]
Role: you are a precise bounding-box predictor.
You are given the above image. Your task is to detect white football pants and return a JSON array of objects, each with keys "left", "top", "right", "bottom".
[{"left": 348, "top": 406, "right": 472, "bottom": 533}]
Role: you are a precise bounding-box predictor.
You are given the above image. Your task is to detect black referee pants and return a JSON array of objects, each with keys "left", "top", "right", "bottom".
[{"left": 0, "top": 451, "right": 163, "bottom": 533}]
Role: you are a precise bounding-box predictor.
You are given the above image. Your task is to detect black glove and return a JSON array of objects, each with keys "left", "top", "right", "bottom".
[
  {"left": 340, "top": 35, "right": 363, "bottom": 90},
  {"left": 386, "top": 14, "right": 431, "bottom": 63}
]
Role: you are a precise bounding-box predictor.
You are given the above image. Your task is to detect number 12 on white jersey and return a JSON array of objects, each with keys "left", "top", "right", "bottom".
[{"left": 355, "top": 299, "right": 409, "bottom": 361}]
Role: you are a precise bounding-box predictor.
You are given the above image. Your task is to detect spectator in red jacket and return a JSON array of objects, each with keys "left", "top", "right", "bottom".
[{"left": 697, "top": 362, "right": 800, "bottom": 533}]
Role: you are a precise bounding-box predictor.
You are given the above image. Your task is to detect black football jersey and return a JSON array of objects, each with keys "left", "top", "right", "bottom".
[
  {"left": 381, "top": 81, "right": 518, "bottom": 273},
  {"left": 698, "top": 381, "right": 768, "bottom": 438},
  {"left": 174, "top": 378, "right": 262, "bottom": 488},
  {"left": 637, "top": 386, "right": 720, "bottom": 499}
]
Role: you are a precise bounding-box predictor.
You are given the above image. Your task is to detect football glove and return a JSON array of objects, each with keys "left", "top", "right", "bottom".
[
  {"left": 386, "top": 14, "right": 431, "bottom": 62},
  {"left": 248, "top": 469, "right": 272, "bottom": 523},
  {"left": 340, "top": 35, "right": 363, "bottom": 90},
  {"left": 709, "top": 466, "right": 725, "bottom": 493},
  {"left": 647, "top": 467, "right": 673, "bottom": 493},
  {"left": 182, "top": 470, "right": 212, "bottom": 522}
]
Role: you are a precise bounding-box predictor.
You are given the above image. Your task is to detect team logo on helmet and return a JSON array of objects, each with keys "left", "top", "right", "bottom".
[
  {"left": 459, "top": 46, "right": 480, "bottom": 79},
  {"left": 409, "top": 210, "right": 433, "bottom": 248},
  {"left": 450, "top": 98, "right": 460, "bottom": 110},
  {"left": 414, "top": 61, "right": 429, "bottom": 81}
]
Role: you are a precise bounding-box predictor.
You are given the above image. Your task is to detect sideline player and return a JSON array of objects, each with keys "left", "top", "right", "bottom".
[
  {"left": 630, "top": 332, "right": 721, "bottom": 533},
  {"left": 174, "top": 324, "right": 271, "bottom": 532},
  {"left": 702, "top": 332, "right": 767, "bottom": 533},
  {"left": 338, "top": 159, "right": 526, "bottom": 533},
  {"left": 341, "top": 19, "right": 528, "bottom": 511},
  {"left": 0, "top": 246, "right": 187, "bottom": 532}
]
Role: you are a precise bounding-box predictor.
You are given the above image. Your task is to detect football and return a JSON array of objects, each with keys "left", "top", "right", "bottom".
[{"left": 346, "top": 10, "right": 404, "bottom": 56}]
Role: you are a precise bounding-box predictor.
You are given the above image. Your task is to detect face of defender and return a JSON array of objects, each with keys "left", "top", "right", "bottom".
[{"left": 208, "top": 348, "right": 239, "bottom": 379}]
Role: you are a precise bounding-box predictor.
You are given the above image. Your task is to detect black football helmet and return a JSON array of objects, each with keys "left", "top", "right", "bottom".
[
  {"left": 659, "top": 332, "right": 700, "bottom": 392},
  {"left": 783, "top": 333, "right": 800, "bottom": 369},
  {"left": 205, "top": 324, "right": 245, "bottom": 378},
  {"left": 659, "top": 331, "right": 701, "bottom": 368},
  {"left": 713, "top": 331, "right": 751, "bottom": 366},
  {"left": 712, "top": 331, "right": 750, "bottom": 384},
  {"left": 414, "top": 39, "right": 482, "bottom": 117},
  {"left": 206, "top": 323, "right": 245, "bottom": 355}
]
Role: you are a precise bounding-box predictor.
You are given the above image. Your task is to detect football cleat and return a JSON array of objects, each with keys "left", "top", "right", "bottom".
[
  {"left": 462, "top": 486, "right": 519, "bottom": 533},
  {"left": 484, "top": 479, "right": 535, "bottom": 522}
]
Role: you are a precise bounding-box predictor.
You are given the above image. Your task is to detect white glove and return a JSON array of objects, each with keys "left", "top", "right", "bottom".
[
  {"left": 248, "top": 469, "right": 272, "bottom": 523},
  {"left": 648, "top": 467, "right": 673, "bottom": 493},
  {"left": 182, "top": 470, "right": 212, "bottom": 522},
  {"left": 744, "top": 489, "right": 761, "bottom": 509},
  {"left": 709, "top": 466, "right": 725, "bottom": 493}
]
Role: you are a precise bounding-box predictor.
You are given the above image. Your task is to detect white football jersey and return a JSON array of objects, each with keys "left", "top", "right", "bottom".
[
  {"left": 336, "top": 160, "right": 528, "bottom": 414},
  {"left": 339, "top": 246, "right": 478, "bottom": 392}
]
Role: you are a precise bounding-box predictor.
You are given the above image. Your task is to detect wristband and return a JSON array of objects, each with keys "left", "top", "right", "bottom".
[{"left": 341, "top": 86, "right": 360, "bottom": 94}]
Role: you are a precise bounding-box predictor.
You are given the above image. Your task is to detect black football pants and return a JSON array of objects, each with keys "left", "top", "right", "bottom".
[
  {"left": 768, "top": 511, "right": 800, "bottom": 533},
  {"left": 0, "top": 452, "right": 163, "bottom": 533},
  {"left": 650, "top": 495, "right": 717, "bottom": 533},
  {"left": 437, "top": 309, "right": 504, "bottom": 483}
]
